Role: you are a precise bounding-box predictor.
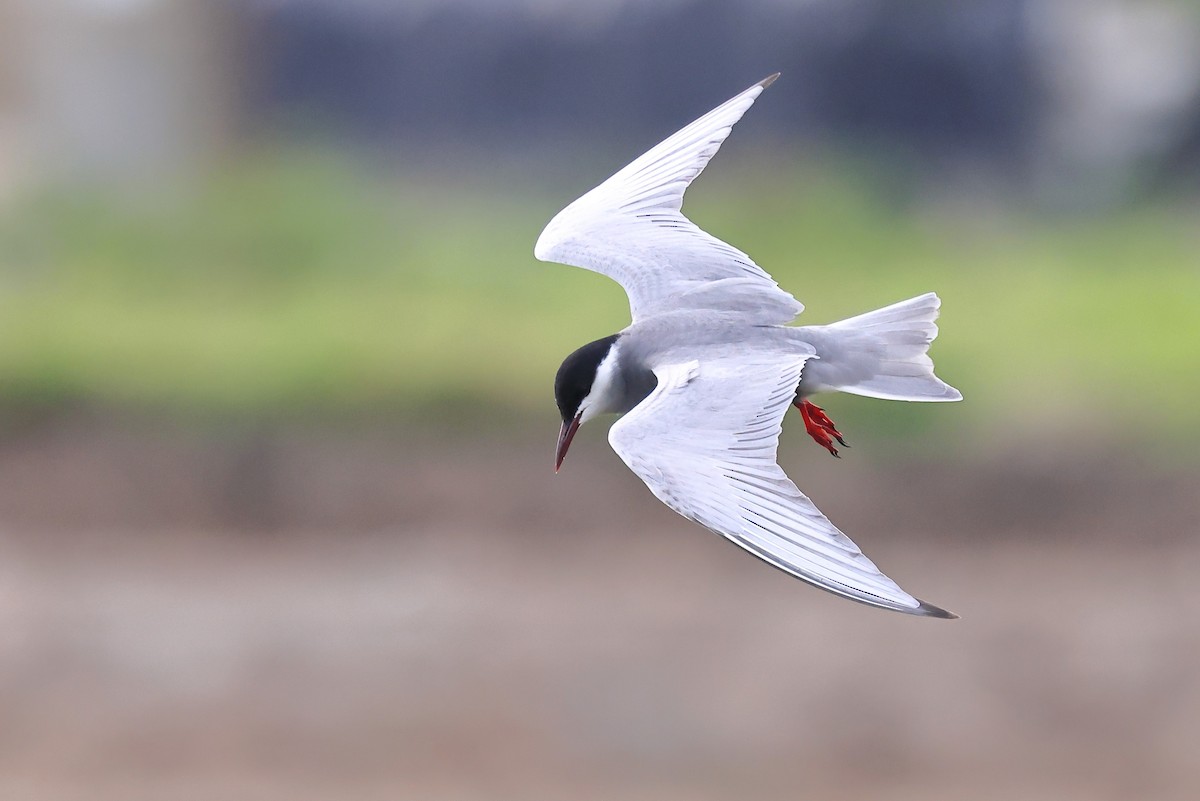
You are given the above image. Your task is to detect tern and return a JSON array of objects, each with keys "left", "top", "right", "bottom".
[{"left": 536, "top": 75, "right": 961, "bottom": 618}]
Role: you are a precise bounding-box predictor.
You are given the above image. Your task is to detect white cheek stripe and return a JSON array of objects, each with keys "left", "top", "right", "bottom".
[{"left": 579, "top": 343, "right": 623, "bottom": 424}]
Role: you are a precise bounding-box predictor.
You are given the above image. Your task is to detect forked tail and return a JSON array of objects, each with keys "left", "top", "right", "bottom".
[{"left": 820, "top": 292, "right": 962, "bottom": 402}]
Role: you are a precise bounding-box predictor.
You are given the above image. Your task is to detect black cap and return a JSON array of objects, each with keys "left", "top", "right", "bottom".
[{"left": 554, "top": 334, "right": 618, "bottom": 422}]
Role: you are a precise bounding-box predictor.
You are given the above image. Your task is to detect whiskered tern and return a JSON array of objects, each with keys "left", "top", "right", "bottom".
[{"left": 537, "top": 75, "right": 961, "bottom": 617}]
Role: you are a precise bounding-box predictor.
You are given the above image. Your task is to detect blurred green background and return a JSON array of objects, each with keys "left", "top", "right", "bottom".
[
  {"left": 1, "top": 2, "right": 1199, "bottom": 801},
  {"left": 3, "top": 151, "right": 1196, "bottom": 443}
]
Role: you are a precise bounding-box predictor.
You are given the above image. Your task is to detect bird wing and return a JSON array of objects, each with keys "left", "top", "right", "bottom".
[
  {"left": 607, "top": 352, "right": 954, "bottom": 617},
  {"left": 534, "top": 75, "right": 803, "bottom": 325}
]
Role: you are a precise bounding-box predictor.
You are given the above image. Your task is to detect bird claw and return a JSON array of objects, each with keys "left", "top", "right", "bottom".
[{"left": 796, "top": 400, "right": 847, "bottom": 457}]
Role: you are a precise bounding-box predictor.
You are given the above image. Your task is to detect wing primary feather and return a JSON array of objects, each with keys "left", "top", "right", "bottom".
[
  {"left": 535, "top": 76, "right": 802, "bottom": 324},
  {"left": 608, "top": 354, "right": 954, "bottom": 617}
]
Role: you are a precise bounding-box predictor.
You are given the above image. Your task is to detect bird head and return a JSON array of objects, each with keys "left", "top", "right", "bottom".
[{"left": 553, "top": 334, "right": 620, "bottom": 471}]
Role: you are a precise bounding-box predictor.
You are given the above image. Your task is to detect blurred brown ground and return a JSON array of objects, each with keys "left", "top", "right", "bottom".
[{"left": 1, "top": 418, "right": 1198, "bottom": 800}]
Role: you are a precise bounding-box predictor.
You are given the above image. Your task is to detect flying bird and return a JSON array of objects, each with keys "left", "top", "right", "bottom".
[{"left": 535, "top": 75, "right": 962, "bottom": 618}]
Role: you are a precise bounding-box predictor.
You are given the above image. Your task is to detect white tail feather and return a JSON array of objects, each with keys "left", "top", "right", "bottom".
[{"left": 820, "top": 293, "right": 962, "bottom": 402}]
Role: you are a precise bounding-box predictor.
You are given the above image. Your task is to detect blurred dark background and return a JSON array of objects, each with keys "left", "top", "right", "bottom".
[{"left": 0, "top": 1, "right": 1198, "bottom": 799}]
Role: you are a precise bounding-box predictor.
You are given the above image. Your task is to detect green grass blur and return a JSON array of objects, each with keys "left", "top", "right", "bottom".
[{"left": 1, "top": 150, "right": 1196, "bottom": 448}]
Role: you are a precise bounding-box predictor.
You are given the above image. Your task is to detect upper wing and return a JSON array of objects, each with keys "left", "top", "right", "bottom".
[
  {"left": 534, "top": 75, "right": 803, "bottom": 325},
  {"left": 608, "top": 353, "right": 954, "bottom": 617}
]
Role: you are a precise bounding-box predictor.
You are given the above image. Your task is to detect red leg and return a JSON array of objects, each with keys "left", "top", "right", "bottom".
[
  {"left": 805, "top": 403, "right": 846, "bottom": 446},
  {"left": 794, "top": 399, "right": 847, "bottom": 458}
]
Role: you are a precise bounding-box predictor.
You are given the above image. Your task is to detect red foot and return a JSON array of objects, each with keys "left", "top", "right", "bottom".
[{"left": 795, "top": 399, "right": 847, "bottom": 458}]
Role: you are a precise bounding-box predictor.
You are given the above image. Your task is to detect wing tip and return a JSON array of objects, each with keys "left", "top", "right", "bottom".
[
  {"left": 914, "top": 599, "right": 959, "bottom": 619},
  {"left": 759, "top": 73, "right": 781, "bottom": 90}
]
